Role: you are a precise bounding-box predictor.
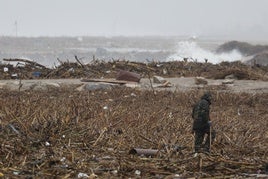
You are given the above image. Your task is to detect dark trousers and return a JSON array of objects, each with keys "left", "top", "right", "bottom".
[{"left": 194, "top": 128, "right": 216, "bottom": 152}]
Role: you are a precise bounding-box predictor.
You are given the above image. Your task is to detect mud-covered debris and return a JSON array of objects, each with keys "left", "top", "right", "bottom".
[
  {"left": 116, "top": 70, "right": 141, "bottom": 82},
  {"left": 195, "top": 77, "right": 208, "bottom": 85},
  {"left": 153, "top": 75, "right": 167, "bottom": 84}
]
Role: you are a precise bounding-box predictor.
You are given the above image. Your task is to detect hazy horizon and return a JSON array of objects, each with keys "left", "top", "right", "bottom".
[{"left": 1, "top": 0, "right": 268, "bottom": 42}]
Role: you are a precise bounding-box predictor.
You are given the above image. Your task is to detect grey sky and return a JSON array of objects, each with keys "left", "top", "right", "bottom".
[{"left": 0, "top": 0, "right": 267, "bottom": 40}]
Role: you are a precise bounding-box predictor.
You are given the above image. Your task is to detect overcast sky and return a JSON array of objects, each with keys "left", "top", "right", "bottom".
[{"left": 0, "top": 0, "right": 267, "bottom": 40}]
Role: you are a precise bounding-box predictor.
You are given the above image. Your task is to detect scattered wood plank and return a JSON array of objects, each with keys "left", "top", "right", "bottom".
[{"left": 81, "top": 78, "right": 138, "bottom": 85}]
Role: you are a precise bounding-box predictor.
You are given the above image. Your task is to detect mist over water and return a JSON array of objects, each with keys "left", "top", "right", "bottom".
[{"left": 167, "top": 41, "right": 244, "bottom": 64}]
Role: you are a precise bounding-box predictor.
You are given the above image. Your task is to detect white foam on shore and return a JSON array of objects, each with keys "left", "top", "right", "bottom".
[{"left": 167, "top": 41, "right": 244, "bottom": 64}]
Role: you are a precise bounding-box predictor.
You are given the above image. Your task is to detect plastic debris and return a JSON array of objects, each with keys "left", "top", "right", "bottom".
[
  {"left": 103, "top": 106, "right": 108, "bottom": 110},
  {"left": 135, "top": 170, "right": 141, "bottom": 175},
  {"left": 32, "top": 71, "right": 41, "bottom": 77},
  {"left": 77, "top": 172, "right": 89, "bottom": 178}
]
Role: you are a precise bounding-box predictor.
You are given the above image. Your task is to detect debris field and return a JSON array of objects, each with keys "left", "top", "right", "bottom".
[
  {"left": 0, "top": 58, "right": 267, "bottom": 81},
  {"left": 0, "top": 59, "right": 267, "bottom": 178},
  {"left": 0, "top": 86, "right": 267, "bottom": 178}
]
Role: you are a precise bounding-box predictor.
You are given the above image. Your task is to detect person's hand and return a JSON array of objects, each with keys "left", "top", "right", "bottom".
[{"left": 208, "top": 121, "right": 212, "bottom": 126}]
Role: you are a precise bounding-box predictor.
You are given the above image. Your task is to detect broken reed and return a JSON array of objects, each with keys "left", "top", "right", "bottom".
[{"left": 0, "top": 88, "right": 267, "bottom": 177}]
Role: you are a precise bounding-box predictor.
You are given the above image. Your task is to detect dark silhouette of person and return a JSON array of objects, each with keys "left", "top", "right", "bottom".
[{"left": 192, "top": 92, "right": 216, "bottom": 153}]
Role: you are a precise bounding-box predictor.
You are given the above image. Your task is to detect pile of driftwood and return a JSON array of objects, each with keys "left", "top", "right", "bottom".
[
  {"left": 0, "top": 88, "right": 267, "bottom": 178},
  {"left": 0, "top": 58, "right": 267, "bottom": 80}
]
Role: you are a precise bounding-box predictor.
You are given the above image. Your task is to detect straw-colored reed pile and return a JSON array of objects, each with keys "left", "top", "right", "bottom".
[{"left": 0, "top": 87, "right": 267, "bottom": 178}]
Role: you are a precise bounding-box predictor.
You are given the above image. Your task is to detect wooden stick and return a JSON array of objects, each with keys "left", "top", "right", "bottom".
[
  {"left": 3, "top": 58, "right": 47, "bottom": 69},
  {"left": 93, "top": 127, "right": 107, "bottom": 146},
  {"left": 199, "top": 155, "right": 203, "bottom": 172},
  {"left": 74, "top": 55, "right": 85, "bottom": 68}
]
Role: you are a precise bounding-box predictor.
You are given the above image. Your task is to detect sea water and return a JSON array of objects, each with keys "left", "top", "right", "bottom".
[
  {"left": 168, "top": 39, "right": 244, "bottom": 64},
  {"left": 0, "top": 36, "right": 246, "bottom": 67}
]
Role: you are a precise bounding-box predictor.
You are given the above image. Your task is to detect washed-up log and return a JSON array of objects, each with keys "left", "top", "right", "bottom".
[
  {"left": 3, "top": 58, "right": 47, "bottom": 69},
  {"left": 154, "top": 81, "right": 172, "bottom": 88},
  {"left": 81, "top": 78, "right": 137, "bottom": 85},
  {"left": 129, "top": 148, "right": 160, "bottom": 156}
]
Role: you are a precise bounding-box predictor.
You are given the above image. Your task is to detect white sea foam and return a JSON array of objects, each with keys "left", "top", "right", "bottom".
[{"left": 167, "top": 41, "right": 244, "bottom": 64}]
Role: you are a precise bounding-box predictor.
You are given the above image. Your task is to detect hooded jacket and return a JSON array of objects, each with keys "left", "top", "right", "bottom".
[{"left": 192, "top": 93, "right": 211, "bottom": 131}]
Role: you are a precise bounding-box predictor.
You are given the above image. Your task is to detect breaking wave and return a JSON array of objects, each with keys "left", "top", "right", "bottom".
[{"left": 167, "top": 41, "right": 244, "bottom": 64}]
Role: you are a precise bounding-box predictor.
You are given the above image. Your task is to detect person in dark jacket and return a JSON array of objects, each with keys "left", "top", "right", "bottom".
[{"left": 192, "top": 92, "right": 215, "bottom": 153}]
